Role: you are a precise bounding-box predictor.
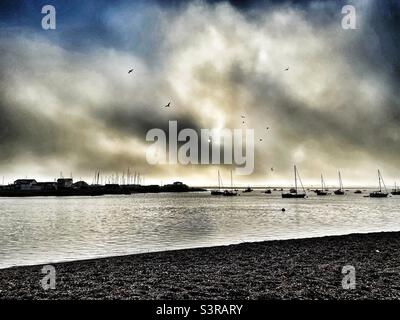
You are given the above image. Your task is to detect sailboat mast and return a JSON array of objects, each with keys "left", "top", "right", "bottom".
[
  {"left": 378, "top": 170, "right": 382, "bottom": 192},
  {"left": 294, "top": 165, "right": 298, "bottom": 193},
  {"left": 381, "top": 170, "right": 387, "bottom": 193},
  {"left": 339, "top": 171, "right": 343, "bottom": 190},
  {"left": 230, "top": 170, "right": 233, "bottom": 189}
]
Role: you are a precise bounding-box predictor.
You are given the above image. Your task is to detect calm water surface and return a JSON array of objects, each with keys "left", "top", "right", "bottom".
[{"left": 1, "top": 192, "right": 399, "bottom": 269}]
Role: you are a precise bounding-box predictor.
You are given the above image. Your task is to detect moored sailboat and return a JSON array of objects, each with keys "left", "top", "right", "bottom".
[
  {"left": 316, "top": 174, "right": 330, "bottom": 196},
  {"left": 391, "top": 182, "right": 400, "bottom": 195},
  {"left": 334, "top": 171, "right": 345, "bottom": 195},
  {"left": 369, "top": 170, "right": 389, "bottom": 198},
  {"left": 211, "top": 171, "right": 224, "bottom": 195},
  {"left": 223, "top": 171, "right": 238, "bottom": 196},
  {"left": 282, "top": 165, "right": 307, "bottom": 198}
]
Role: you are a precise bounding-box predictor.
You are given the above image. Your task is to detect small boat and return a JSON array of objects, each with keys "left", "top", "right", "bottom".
[
  {"left": 316, "top": 174, "right": 330, "bottom": 196},
  {"left": 391, "top": 182, "right": 400, "bottom": 195},
  {"left": 354, "top": 190, "right": 362, "bottom": 194},
  {"left": 282, "top": 165, "right": 306, "bottom": 198},
  {"left": 211, "top": 171, "right": 224, "bottom": 195},
  {"left": 282, "top": 192, "right": 306, "bottom": 199},
  {"left": 263, "top": 189, "right": 272, "bottom": 194},
  {"left": 223, "top": 189, "right": 237, "bottom": 196},
  {"left": 334, "top": 171, "right": 345, "bottom": 195},
  {"left": 370, "top": 191, "right": 389, "bottom": 198},
  {"left": 369, "top": 170, "right": 389, "bottom": 198},
  {"left": 334, "top": 189, "right": 345, "bottom": 195},
  {"left": 223, "top": 171, "right": 238, "bottom": 196},
  {"left": 243, "top": 187, "right": 253, "bottom": 193}
]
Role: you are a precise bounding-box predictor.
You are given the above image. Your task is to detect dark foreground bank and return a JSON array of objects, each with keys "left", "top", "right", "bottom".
[{"left": 1, "top": 232, "right": 400, "bottom": 300}]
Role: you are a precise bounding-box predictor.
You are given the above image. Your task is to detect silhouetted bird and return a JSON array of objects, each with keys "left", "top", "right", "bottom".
[
  {"left": 284, "top": 67, "right": 289, "bottom": 71},
  {"left": 259, "top": 139, "right": 263, "bottom": 141},
  {"left": 271, "top": 168, "right": 274, "bottom": 171},
  {"left": 164, "top": 102, "right": 171, "bottom": 108},
  {"left": 128, "top": 69, "right": 134, "bottom": 74},
  {"left": 241, "top": 115, "right": 246, "bottom": 118}
]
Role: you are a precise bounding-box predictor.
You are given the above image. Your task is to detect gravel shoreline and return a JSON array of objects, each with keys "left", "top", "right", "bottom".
[{"left": 1, "top": 232, "right": 400, "bottom": 300}]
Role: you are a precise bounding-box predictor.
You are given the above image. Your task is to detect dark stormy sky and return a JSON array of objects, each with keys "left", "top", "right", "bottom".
[{"left": 0, "top": 0, "right": 399, "bottom": 186}]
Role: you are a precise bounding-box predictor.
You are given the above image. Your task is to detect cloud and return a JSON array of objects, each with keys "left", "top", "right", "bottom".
[{"left": 0, "top": 0, "right": 399, "bottom": 185}]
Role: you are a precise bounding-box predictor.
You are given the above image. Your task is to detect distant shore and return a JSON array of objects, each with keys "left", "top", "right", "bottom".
[
  {"left": 0, "top": 179, "right": 207, "bottom": 197},
  {"left": 1, "top": 232, "right": 400, "bottom": 299}
]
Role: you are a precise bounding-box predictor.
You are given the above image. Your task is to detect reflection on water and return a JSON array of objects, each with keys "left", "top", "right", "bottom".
[{"left": 0, "top": 192, "right": 399, "bottom": 268}]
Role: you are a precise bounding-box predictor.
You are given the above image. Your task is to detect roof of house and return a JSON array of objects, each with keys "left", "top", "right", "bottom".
[{"left": 14, "top": 179, "right": 37, "bottom": 184}]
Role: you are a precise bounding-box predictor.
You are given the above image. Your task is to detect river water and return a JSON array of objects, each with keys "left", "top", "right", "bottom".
[{"left": 0, "top": 191, "right": 399, "bottom": 269}]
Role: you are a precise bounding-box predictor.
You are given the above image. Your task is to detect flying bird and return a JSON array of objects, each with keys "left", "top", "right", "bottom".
[
  {"left": 164, "top": 102, "right": 171, "bottom": 108},
  {"left": 271, "top": 168, "right": 274, "bottom": 171},
  {"left": 284, "top": 67, "right": 289, "bottom": 71},
  {"left": 128, "top": 69, "right": 134, "bottom": 74},
  {"left": 259, "top": 138, "right": 263, "bottom": 142},
  {"left": 241, "top": 115, "right": 246, "bottom": 118}
]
